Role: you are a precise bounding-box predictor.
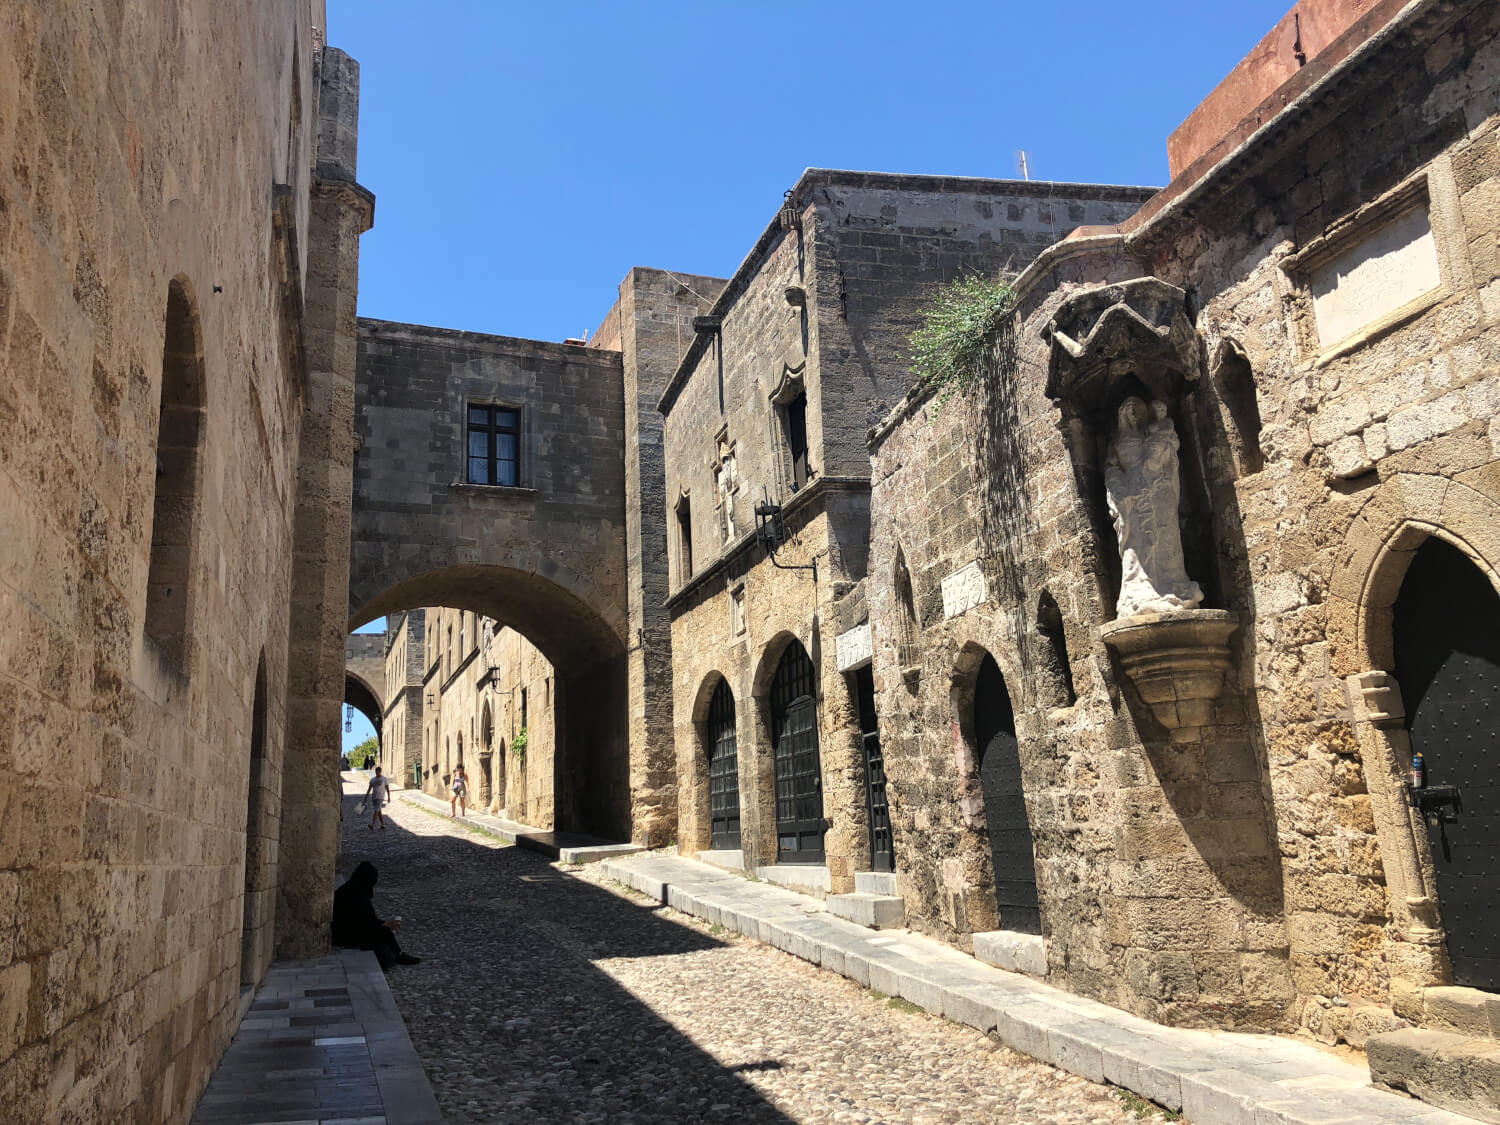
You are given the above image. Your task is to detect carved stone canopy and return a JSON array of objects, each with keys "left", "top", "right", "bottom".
[{"left": 1042, "top": 278, "right": 1201, "bottom": 425}]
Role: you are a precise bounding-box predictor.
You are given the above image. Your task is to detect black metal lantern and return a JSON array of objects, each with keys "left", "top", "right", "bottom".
[
  {"left": 344, "top": 705, "right": 353, "bottom": 733},
  {"left": 778, "top": 189, "right": 800, "bottom": 232}
]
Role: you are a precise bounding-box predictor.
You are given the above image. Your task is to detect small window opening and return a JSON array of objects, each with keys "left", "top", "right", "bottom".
[
  {"left": 467, "top": 404, "right": 520, "bottom": 486},
  {"left": 1035, "top": 590, "right": 1077, "bottom": 707},
  {"left": 677, "top": 493, "right": 694, "bottom": 582},
  {"left": 520, "top": 687, "right": 528, "bottom": 731},
  {"left": 145, "top": 279, "right": 206, "bottom": 670},
  {"left": 786, "top": 392, "right": 809, "bottom": 491}
]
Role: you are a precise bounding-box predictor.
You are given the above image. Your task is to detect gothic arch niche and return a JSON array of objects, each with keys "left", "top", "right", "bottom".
[
  {"left": 1034, "top": 590, "right": 1076, "bottom": 708},
  {"left": 144, "top": 277, "right": 207, "bottom": 673},
  {"left": 951, "top": 645, "right": 1041, "bottom": 936},
  {"left": 1209, "top": 338, "right": 1264, "bottom": 477},
  {"left": 240, "top": 652, "right": 271, "bottom": 988},
  {"left": 479, "top": 701, "right": 497, "bottom": 808}
]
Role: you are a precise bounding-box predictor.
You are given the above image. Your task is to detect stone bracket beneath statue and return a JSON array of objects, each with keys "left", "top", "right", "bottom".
[{"left": 1100, "top": 609, "right": 1238, "bottom": 732}]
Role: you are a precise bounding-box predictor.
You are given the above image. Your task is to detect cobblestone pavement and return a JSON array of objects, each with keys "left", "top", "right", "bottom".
[{"left": 339, "top": 791, "right": 1177, "bottom": 1124}]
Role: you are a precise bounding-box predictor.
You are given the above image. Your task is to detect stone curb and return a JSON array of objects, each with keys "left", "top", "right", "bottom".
[
  {"left": 396, "top": 789, "right": 644, "bottom": 863},
  {"left": 595, "top": 853, "right": 1481, "bottom": 1125}
]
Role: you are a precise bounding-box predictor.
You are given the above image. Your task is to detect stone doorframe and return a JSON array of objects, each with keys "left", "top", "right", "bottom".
[{"left": 1327, "top": 473, "right": 1500, "bottom": 993}]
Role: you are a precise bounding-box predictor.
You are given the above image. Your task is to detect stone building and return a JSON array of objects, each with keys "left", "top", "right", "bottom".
[
  {"left": 864, "top": 0, "right": 1500, "bottom": 1116},
  {"left": 0, "top": 1, "right": 371, "bottom": 1120},
  {"left": 412, "top": 606, "right": 557, "bottom": 826},
  {"left": 658, "top": 172, "right": 1155, "bottom": 902},
  {"left": 379, "top": 609, "right": 424, "bottom": 785}
]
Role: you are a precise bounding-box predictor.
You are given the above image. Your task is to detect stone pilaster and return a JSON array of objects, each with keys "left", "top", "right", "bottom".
[{"left": 276, "top": 47, "right": 374, "bottom": 958}]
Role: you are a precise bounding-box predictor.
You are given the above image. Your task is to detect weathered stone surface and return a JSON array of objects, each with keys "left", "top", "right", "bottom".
[{"left": 1369, "top": 1027, "right": 1500, "bottom": 1124}]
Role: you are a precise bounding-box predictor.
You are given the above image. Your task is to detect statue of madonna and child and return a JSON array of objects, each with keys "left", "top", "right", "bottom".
[{"left": 1104, "top": 396, "right": 1203, "bottom": 618}]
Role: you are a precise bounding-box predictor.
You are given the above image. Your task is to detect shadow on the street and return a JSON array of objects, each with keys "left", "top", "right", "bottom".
[{"left": 335, "top": 794, "right": 797, "bottom": 1123}]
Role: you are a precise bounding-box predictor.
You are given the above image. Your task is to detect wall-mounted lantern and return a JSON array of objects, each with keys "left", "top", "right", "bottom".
[{"left": 344, "top": 705, "right": 353, "bottom": 734}]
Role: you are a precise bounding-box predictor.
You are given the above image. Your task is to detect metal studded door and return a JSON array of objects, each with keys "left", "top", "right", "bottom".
[
  {"left": 974, "top": 653, "right": 1041, "bottom": 934},
  {"left": 1395, "top": 538, "right": 1500, "bottom": 991},
  {"left": 706, "top": 679, "right": 741, "bottom": 850},
  {"left": 854, "top": 666, "right": 894, "bottom": 873},
  {"left": 772, "top": 640, "right": 825, "bottom": 864}
]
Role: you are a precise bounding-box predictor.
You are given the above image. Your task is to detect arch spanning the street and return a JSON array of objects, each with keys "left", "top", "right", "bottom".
[
  {"left": 344, "top": 671, "right": 383, "bottom": 742},
  {"left": 350, "top": 319, "right": 635, "bottom": 839}
]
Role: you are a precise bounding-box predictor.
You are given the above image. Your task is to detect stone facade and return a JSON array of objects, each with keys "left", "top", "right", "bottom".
[
  {"left": 659, "top": 173, "right": 1155, "bottom": 892},
  {"left": 866, "top": 0, "right": 1500, "bottom": 1077},
  {"left": 378, "top": 610, "right": 424, "bottom": 785},
  {"left": 0, "top": 1, "right": 370, "bottom": 1120}
]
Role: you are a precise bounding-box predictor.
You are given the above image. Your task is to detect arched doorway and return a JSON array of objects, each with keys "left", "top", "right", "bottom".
[
  {"left": 770, "top": 640, "right": 824, "bottom": 865},
  {"left": 974, "top": 653, "right": 1041, "bottom": 934},
  {"left": 1394, "top": 538, "right": 1500, "bottom": 990},
  {"left": 240, "top": 653, "right": 269, "bottom": 987},
  {"left": 706, "top": 679, "right": 741, "bottom": 850}
]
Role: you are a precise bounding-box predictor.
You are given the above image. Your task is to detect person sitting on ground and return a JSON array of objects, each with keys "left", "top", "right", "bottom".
[
  {"left": 450, "top": 761, "right": 469, "bottom": 818},
  {"left": 331, "top": 860, "right": 420, "bottom": 970},
  {"left": 365, "top": 765, "right": 391, "bottom": 831}
]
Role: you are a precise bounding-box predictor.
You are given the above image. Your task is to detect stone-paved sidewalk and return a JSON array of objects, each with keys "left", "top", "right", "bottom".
[
  {"left": 595, "top": 852, "right": 1483, "bottom": 1125},
  {"left": 189, "top": 950, "right": 442, "bottom": 1125}
]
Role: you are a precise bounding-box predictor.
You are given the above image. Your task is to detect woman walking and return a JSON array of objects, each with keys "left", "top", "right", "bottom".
[{"left": 450, "top": 761, "right": 469, "bottom": 817}]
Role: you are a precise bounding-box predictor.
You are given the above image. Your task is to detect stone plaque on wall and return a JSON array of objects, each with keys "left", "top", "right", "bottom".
[
  {"left": 941, "top": 561, "right": 987, "bottom": 619},
  {"left": 835, "top": 624, "right": 872, "bottom": 672},
  {"left": 1310, "top": 206, "right": 1441, "bottom": 347}
]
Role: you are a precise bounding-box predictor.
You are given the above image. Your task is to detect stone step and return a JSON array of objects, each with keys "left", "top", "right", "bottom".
[
  {"left": 1421, "top": 984, "right": 1500, "bottom": 1038},
  {"left": 696, "top": 848, "right": 746, "bottom": 872},
  {"left": 854, "top": 871, "right": 898, "bottom": 896},
  {"left": 972, "top": 930, "right": 1046, "bottom": 978},
  {"left": 1368, "top": 1027, "right": 1500, "bottom": 1124},
  {"left": 827, "top": 892, "right": 905, "bottom": 930},
  {"left": 754, "top": 864, "right": 831, "bottom": 897}
]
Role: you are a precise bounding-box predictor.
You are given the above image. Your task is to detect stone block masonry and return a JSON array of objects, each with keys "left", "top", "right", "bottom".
[{"left": 0, "top": 3, "right": 372, "bottom": 1121}]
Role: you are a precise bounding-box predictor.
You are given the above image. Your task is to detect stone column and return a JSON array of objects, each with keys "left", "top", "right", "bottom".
[{"left": 275, "top": 47, "right": 374, "bottom": 958}]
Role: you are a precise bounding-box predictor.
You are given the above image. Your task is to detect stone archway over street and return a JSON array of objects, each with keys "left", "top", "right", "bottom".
[{"left": 350, "top": 321, "right": 633, "bottom": 838}]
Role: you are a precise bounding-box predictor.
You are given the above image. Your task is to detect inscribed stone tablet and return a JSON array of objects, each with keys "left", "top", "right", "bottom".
[{"left": 1310, "top": 206, "right": 1441, "bottom": 347}]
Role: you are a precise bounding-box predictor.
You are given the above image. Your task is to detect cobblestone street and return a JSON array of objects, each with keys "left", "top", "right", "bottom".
[{"left": 339, "top": 790, "right": 1173, "bottom": 1124}]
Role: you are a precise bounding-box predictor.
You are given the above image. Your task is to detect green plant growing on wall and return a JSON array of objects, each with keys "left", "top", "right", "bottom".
[
  {"left": 511, "top": 727, "right": 528, "bottom": 758},
  {"left": 909, "top": 271, "right": 1016, "bottom": 408},
  {"left": 346, "top": 736, "right": 378, "bottom": 770}
]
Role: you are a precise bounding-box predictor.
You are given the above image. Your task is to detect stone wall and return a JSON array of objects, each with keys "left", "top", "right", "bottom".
[
  {"left": 661, "top": 174, "right": 1157, "bottom": 892},
  {"left": 0, "top": 1, "right": 365, "bottom": 1119},
  {"left": 865, "top": 0, "right": 1500, "bottom": 1038}
]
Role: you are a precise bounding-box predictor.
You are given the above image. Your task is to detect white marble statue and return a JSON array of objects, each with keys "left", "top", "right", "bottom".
[
  {"left": 716, "top": 449, "right": 738, "bottom": 542},
  {"left": 1105, "top": 397, "right": 1203, "bottom": 617}
]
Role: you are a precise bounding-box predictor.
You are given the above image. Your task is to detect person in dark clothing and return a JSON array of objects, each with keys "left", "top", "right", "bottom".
[{"left": 331, "top": 861, "right": 421, "bottom": 970}]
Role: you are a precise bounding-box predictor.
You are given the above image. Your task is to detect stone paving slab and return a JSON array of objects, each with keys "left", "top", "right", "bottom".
[
  {"left": 396, "top": 787, "right": 644, "bottom": 862},
  {"left": 190, "top": 951, "right": 442, "bottom": 1125},
  {"left": 597, "top": 851, "right": 1485, "bottom": 1125}
]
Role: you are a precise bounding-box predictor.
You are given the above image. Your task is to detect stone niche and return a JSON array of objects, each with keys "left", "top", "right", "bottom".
[{"left": 1042, "top": 278, "right": 1236, "bottom": 731}]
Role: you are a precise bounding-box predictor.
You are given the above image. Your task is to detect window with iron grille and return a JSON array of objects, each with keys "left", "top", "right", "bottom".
[{"left": 467, "top": 404, "right": 519, "bottom": 486}]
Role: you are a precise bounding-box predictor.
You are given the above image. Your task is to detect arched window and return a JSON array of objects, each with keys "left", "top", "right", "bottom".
[
  {"left": 705, "top": 679, "right": 740, "bottom": 850},
  {"left": 1035, "top": 590, "right": 1077, "bottom": 708},
  {"left": 144, "top": 279, "right": 206, "bottom": 670}
]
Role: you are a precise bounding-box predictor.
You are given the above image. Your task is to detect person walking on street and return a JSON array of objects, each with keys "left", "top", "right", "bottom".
[
  {"left": 450, "top": 761, "right": 469, "bottom": 818},
  {"left": 366, "top": 766, "right": 392, "bottom": 831}
]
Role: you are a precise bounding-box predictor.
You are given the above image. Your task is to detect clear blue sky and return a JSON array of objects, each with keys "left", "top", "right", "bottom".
[{"left": 329, "top": 0, "right": 1291, "bottom": 344}]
